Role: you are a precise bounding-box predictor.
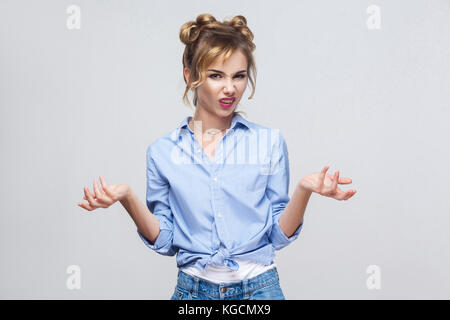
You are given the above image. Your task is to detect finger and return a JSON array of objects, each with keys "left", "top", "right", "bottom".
[
  {"left": 338, "top": 177, "right": 352, "bottom": 184},
  {"left": 84, "top": 187, "right": 97, "bottom": 207},
  {"left": 343, "top": 189, "right": 356, "bottom": 200},
  {"left": 93, "top": 179, "right": 104, "bottom": 197},
  {"left": 319, "top": 166, "right": 329, "bottom": 186},
  {"left": 335, "top": 188, "right": 352, "bottom": 200},
  {"left": 332, "top": 171, "right": 339, "bottom": 190},
  {"left": 99, "top": 176, "right": 108, "bottom": 189},
  {"left": 78, "top": 201, "right": 94, "bottom": 211},
  {"left": 98, "top": 177, "right": 106, "bottom": 196},
  {"left": 99, "top": 176, "right": 114, "bottom": 199},
  {"left": 84, "top": 189, "right": 95, "bottom": 199},
  {"left": 83, "top": 191, "right": 95, "bottom": 200}
]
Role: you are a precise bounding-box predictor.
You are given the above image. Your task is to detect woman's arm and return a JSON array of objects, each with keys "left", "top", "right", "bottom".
[
  {"left": 278, "top": 166, "right": 356, "bottom": 238},
  {"left": 120, "top": 187, "right": 160, "bottom": 245},
  {"left": 278, "top": 186, "right": 312, "bottom": 238},
  {"left": 78, "top": 177, "right": 162, "bottom": 245}
]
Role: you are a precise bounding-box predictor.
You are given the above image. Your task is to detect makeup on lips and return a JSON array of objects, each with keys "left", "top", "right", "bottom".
[{"left": 219, "top": 97, "right": 236, "bottom": 108}]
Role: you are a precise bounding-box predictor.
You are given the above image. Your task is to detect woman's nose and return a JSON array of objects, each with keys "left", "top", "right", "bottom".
[{"left": 223, "top": 80, "right": 235, "bottom": 95}]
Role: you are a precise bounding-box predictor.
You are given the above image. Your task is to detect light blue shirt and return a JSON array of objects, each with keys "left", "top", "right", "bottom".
[{"left": 137, "top": 113, "right": 303, "bottom": 271}]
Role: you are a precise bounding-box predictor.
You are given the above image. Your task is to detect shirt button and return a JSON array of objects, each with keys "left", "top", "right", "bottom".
[
  {"left": 217, "top": 213, "right": 222, "bottom": 218},
  {"left": 213, "top": 177, "right": 218, "bottom": 182}
]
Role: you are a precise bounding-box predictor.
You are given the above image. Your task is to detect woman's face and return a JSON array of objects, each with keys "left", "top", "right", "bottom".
[{"left": 189, "top": 49, "right": 248, "bottom": 117}]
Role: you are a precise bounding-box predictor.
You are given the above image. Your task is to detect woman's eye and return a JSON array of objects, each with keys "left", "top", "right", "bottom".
[{"left": 209, "top": 74, "right": 246, "bottom": 79}]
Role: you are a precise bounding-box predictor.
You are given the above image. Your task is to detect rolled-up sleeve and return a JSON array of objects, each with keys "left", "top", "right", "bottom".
[
  {"left": 137, "top": 145, "right": 176, "bottom": 256},
  {"left": 267, "top": 131, "right": 303, "bottom": 250}
]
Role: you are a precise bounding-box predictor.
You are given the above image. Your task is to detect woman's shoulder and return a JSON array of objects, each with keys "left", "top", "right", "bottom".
[
  {"left": 240, "top": 117, "right": 280, "bottom": 137},
  {"left": 146, "top": 133, "right": 176, "bottom": 157},
  {"left": 245, "top": 119, "right": 286, "bottom": 144}
]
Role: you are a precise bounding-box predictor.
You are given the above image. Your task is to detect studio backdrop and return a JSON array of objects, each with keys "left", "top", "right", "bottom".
[{"left": 0, "top": 0, "right": 449, "bottom": 299}]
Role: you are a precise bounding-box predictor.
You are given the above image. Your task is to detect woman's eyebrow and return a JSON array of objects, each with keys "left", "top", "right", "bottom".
[{"left": 207, "top": 69, "right": 247, "bottom": 75}]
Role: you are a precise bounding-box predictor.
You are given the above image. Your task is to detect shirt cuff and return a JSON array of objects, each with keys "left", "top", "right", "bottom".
[
  {"left": 137, "top": 228, "right": 172, "bottom": 251},
  {"left": 271, "top": 215, "right": 303, "bottom": 250}
]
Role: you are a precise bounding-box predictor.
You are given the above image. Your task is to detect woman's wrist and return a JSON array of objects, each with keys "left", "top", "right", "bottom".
[
  {"left": 120, "top": 184, "right": 132, "bottom": 202},
  {"left": 296, "top": 181, "right": 313, "bottom": 196}
]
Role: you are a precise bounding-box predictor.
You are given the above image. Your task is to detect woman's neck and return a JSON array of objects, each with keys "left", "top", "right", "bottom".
[{"left": 188, "top": 108, "right": 235, "bottom": 135}]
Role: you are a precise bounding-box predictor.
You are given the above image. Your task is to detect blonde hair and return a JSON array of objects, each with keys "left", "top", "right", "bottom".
[{"left": 179, "top": 13, "right": 257, "bottom": 118}]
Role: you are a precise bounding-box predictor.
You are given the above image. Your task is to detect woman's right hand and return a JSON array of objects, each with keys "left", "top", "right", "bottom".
[{"left": 77, "top": 176, "right": 130, "bottom": 212}]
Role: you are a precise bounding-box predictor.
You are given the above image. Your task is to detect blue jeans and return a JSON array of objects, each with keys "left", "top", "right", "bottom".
[{"left": 170, "top": 267, "right": 286, "bottom": 300}]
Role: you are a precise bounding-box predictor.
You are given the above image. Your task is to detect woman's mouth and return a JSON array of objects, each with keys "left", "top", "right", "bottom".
[{"left": 219, "top": 97, "right": 236, "bottom": 109}]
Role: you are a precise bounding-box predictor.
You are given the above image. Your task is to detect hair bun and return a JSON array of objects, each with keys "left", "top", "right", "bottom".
[
  {"left": 179, "top": 21, "right": 200, "bottom": 45},
  {"left": 196, "top": 13, "right": 217, "bottom": 27},
  {"left": 227, "top": 15, "right": 254, "bottom": 42},
  {"left": 228, "top": 15, "right": 247, "bottom": 29},
  {"left": 179, "top": 13, "right": 217, "bottom": 45}
]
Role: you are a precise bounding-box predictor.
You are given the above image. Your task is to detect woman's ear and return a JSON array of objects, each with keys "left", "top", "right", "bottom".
[{"left": 184, "top": 67, "right": 190, "bottom": 83}]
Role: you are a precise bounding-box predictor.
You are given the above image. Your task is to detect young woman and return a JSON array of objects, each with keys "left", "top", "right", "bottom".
[{"left": 78, "top": 13, "right": 356, "bottom": 300}]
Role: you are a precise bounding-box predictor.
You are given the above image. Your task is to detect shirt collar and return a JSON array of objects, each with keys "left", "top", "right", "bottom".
[{"left": 171, "top": 113, "right": 251, "bottom": 142}]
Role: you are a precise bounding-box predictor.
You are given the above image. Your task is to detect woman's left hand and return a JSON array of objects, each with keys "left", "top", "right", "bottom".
[{"left": 297, "top": 166, "right": 356, "bottom": 201}]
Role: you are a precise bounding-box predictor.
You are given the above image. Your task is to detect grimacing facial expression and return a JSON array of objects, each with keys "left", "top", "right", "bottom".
[{"left": 193, "top": 49, "right": 248, "bottom": 116}]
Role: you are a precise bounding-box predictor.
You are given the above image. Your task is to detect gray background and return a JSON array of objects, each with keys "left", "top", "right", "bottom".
[{"left": 1, "top": 0, "right": 449, "bottom": 299}]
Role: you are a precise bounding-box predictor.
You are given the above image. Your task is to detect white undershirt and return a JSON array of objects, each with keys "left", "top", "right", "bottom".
[{"left": 180, "top": 259, "right": 277, "bottom": 284}]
